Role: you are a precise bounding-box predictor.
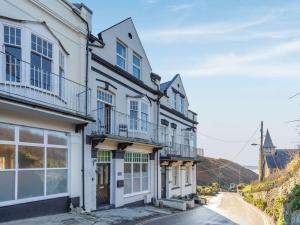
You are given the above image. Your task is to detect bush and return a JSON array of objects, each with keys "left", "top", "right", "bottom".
[{"left": 197, "top": 183, "right": 219, "bottom": 196}]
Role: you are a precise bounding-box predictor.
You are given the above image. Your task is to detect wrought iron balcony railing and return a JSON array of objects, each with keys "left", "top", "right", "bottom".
[
  {"left": 161, "top": 142, "right": 197, "bottom": 158},
  {"left": 0, "top": 51, "right": 90, "bottom": 115},
  {"left": 88, "top": 107, "right": 162, "bottom": 145}
]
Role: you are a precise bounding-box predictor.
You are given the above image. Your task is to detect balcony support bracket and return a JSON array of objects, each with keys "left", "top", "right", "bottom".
[
  {"left": 118, "top": 142, "right": 133, "bottom": 151},
  {"left": 75, "top": 123, "right": 88, "bottom": 133}
]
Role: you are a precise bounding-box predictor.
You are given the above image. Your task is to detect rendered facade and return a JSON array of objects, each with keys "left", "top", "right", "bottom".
[{"left": 0, "top": 1, "right": 198, "bottom": 222}]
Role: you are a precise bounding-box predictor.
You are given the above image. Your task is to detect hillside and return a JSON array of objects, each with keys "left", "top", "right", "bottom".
[{"left": 197, "top": 157, "right": 258, "bottom": 188}]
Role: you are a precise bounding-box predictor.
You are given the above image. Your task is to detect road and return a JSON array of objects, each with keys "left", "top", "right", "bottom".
[
  {"left": 206, "top": 192, "right": 274, "bottom": 225},
  {"left": 137, "top": 192, "right": 274, "bottom": 225}
]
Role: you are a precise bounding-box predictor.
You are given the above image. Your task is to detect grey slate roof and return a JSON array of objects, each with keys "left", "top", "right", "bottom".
[
  {"left": 160, "top": 74, "right": 179, "bottom": 92},
  {"left": 263, "top": 129, "right": 275, "bottom": 149},
  {"left": 265, "top": 149, "right": 299, "bottom": 170}
]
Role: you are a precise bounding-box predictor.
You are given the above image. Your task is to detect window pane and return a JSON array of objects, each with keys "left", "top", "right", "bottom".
[
  {"left": 10, "top": 27, "right": 15, "bottom": 45},
  {"left": 18, "top": 170, "right": 44, "bottom": 199},
  {"left": 19, "top": 146, "right": 44, "bottom": 168},
  {"left": 16, "top": 28, "right": 21, "bottom": 45},
  {"left": 116, "top": 42, "right": 125, "bottom": 57},
  {"left": 31, "top": 34, "right": 36, "bottom": 51},
  {"left": 133, "top": 55, "right": 140, "bottom": 66},
  {"left": 0, "top": 145, "right": 15, "bottom": 170},
  {"left": 42, "top": 57, "right": 52, "bottom": 90},
  {"left": 4, "top": 26, "right": 9, "bottom": 43},
  {"left": 19, "top": 127, "right": 44, "bottom": 143},
  {"left": 133, "top": 164, "right": 140, "bottom": 192},
  {"left": 46, "top": 169, "right": 67, "bottom": 195},
  {"left": 48, "top": 43, "right": 52, "bottom": 58},
  {"left": 133, "top": 66, "right": 140, "bottom": 79},
  {"left": 142, "top": 177, "right": 148, "bottom": 191},
  {"left": 47, "top": 148, "right": 67, "bottom": 168},
  {"left": 48, "top": 131, "right": 67, "bottom": 145},
  {"left": 37, "top": 37, "right": 42, "bottom": 53},
  {"left": 117, "top": 55, "right": 125, "bottom": 69},
  {"left": 0, "top": 171, "right": 15, "bottom": 202},
  {"left": 0, "top": 123, "right": 14, "bottom": 141},
  {"left": 124, "top": 163, "right": 131, "bottom": 194}
]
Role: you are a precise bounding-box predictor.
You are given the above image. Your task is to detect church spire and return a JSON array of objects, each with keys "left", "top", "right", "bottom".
[{"left": 263, "top": 129, "right": 275, "bottom": 149}]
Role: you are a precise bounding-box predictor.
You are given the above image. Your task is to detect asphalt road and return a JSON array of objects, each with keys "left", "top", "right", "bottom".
[
  {"left": 206, "top": 192, "right": 274, "bottom": 225},
  {"left": 137, "top": 206, "right": 237, "bottom": 225}
]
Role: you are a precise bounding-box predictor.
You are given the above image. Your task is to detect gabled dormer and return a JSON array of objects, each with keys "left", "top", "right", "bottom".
[
  {"left": 160, "top": 74, "right": 190, "bottom": 115},
  {"left": 96, "top": 18, "right": 154, "bottom": 87}
]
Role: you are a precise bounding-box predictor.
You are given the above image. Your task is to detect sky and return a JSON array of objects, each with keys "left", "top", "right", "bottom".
[{"left": 81, "top": 0, "right": 300, "bottom": 167}]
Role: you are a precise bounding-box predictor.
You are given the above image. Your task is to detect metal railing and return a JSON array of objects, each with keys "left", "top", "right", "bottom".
[
  {"left": 88, "top": 107, "right": 161, "bottom": 144},
  {"left": 161, "top": 142, "right": 197, "bottom": 158},
  {"left": 0, "top": 51, "right": 90, "bottom": 115}
]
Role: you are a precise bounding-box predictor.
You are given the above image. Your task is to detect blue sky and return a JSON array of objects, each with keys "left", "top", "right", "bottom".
[{"left": 81, "top": 0, "right": 300, "bottom": 166}]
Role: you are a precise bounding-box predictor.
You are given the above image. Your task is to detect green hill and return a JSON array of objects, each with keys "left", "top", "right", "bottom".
[{"left": 197, "top": 157, "right": 258, "bottom": 188}]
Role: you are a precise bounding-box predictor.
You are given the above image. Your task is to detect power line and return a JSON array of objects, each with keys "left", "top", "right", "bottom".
[
  {"left": 198, "top": 131, "right": 260, "bottom": 143},
  {"left": 197, "top": 125, "right": 260, "bottom": 172}
]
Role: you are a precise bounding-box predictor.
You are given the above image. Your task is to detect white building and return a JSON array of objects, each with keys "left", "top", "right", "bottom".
[
  {"left": 159, "top": 74, "right": 198, "bottom": 199},
  {"left": 0, "top": 0, "right": 92, "bottom": 222}
]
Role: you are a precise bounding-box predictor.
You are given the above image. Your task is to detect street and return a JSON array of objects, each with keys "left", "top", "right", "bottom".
[{"left": 206, "top": 192, "right": 274, "bottom": 225}]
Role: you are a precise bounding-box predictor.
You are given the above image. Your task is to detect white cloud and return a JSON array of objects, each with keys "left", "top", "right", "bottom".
[
  {"left": 167, "top": 3, "right": 194, "bottom": 12},
  {"left": 140, "top": 16, "right": 275, "bottom": 42},
  {"left": 166, "top": 39, "right": 300, "bottom": 77}
]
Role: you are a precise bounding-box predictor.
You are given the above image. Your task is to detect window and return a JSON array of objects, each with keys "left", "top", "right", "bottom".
[
  {"left": 132, "top": 54, "right": 141, "bottom": 79},
  {"left": 116, "top": 41, "right": 126, "bottom": 69},
  {"left": 141, "top": 102, "right": 149, "bottom": 132},
  {"left": 97, "top": 90, "right": 113, "bottom": 105},
  {"left": 172, "top": 91, "right": 177, "bottom": 109},
  {"left": 161, "top": 126, "right": 168, "bottom": 146},
  {"left": 31, "top": 34, "right": 53, "bottom": 91},
  {"left": 130, "top": 101, "right": 138, "bottom": 130},
  {"left": 4, "top": 25, "right": 21, "bottom": 82},
  {"left": 97, "top": 151, "right": 111, "bottom": 163},
  {"left": 172, "top": 167, "right": 178, "bottom": 186},
  {"left": 180, "top": 97, "right": 185, "bottom": 113},
  {"left": 185, "top": 167, "right": 190, "bottom": 184},
  {"left": 124, "top": 152, "right": 149, "bottom": 195},
  {"left": 171, "top": 129, "right": 176, "bottom": 148},
  {"left": 0, "top": 123, "right": 68, "bottom": 204}
]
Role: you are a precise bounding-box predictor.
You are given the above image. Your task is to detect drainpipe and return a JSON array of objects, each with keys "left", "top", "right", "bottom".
[{"left": 151, "top": 77, "right": 162, "bottom": 201}]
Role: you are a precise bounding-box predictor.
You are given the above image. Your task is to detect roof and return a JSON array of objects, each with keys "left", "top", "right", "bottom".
[
  {"left": 73, "top": 3, "right": 93, "bottom": 14},
  {"left": 263, "top": 129, "right": 275, "bottom": 149},
  {"left": 265, "top": 150, "right": 298, "bottom": 170},
  {"left": 160, "top": 74, "right": 179, "bottom": 92}
]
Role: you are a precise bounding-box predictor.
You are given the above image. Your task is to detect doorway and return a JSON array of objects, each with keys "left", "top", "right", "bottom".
[
  {"left": 161, "top": 166, "right": 166, "bottom": 199},
  {"left": 96, "top": 163, "right": 110, "bottom": 207}
]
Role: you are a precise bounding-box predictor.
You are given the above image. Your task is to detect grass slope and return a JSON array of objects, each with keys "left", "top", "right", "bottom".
[{"left": 197, "top": 156, "right": 258, "bottom": 188}]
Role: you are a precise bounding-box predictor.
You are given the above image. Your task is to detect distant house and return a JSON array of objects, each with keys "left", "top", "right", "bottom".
[{"left": 263, "top": 130, "right": 299, "bottom": 178}]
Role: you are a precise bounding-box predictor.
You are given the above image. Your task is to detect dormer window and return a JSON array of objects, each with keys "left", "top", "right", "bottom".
[
  {"left": 132, "top": 53, "right": 141, "bottom": 79},
  {"left": 116, "top": 41, "right": 126, "bottom": 69}
]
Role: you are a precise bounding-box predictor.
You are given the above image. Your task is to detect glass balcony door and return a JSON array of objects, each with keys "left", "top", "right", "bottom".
[{"left": 97, "top": 102, "right": 114, "bottom": 135}]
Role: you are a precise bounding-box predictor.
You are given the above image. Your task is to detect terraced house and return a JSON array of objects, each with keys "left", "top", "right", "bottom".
[
  {"left": 0, "top": 0, "right": 92, "bottom": 222},
  {"left": 0, "top": 0, "right": 199, "bottom": 222}
]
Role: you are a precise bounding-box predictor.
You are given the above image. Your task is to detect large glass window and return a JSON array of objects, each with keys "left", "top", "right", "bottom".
[
  {"left": 132, "top": 54, "right": 141, "bottom": 79},
  {"left": 0, "top": 123, "right": 69, "bottom": 204},
  {"left": 124, "top": 152, "right": 149, "bottom": 195},
  {"left": 31, "top": 34, "right": 53, "bottom": 91},
  {"left": 116, "top": 41, "right": 126, "bottom": 69},
  {"left": 4, "top": 25, "right": 21, "bottom": 83}
]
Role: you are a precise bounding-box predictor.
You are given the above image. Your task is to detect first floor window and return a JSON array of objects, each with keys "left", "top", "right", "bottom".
[
  {"left": 5, "top": 45, "right": 21, "bottom": 82},
  {"left": 132, "top": 54, "right": 141, "bottom": 79},
  {"left": 172, "top": 166, "right": 178, "bottom": 186},
  {"left": 0, "top": 123, "right": 68, "bottom": 203},
  {"left": 141, "top": 102, "right": 148, "bottom": 132},
  {"left": 130, "top": 101, "right": 138, "bottom": 130},
  {"left": 116, "top": 41, "right": 126, "bottom": 69},
  {"left": 124, "top": 152, "right": 149, "bottom": 195}
]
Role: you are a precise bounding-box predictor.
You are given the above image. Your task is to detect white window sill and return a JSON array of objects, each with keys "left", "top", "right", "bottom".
[{"left": 124, "top": 190, "right": 150, "bottom": 198}]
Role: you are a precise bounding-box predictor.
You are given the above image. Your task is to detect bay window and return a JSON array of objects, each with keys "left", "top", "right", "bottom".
[
  {"left": 4, "top": 25, "right": 21, "bottom": 83},
  {"left": 124, "top": 152, "right": 149, "bottom": 195},
  {"left": 0, "top": 123, "right": 68, "bottom": 205},
  {"left": 31, "top": 34, "right": 53, "bottom": 91}
]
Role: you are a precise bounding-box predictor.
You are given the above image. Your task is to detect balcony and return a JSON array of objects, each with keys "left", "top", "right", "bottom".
[
  {"left": 161, "top": 142, "right": 197, "bottom": 159},
  {"left": 88, "top": 107, "right": 162, "bottom": 146},
  {"left": 0, "top": 51, "right": 90, "bottom": 116}
]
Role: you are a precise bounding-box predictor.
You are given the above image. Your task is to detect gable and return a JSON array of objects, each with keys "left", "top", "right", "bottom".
[{"left": 165, "top": 74, "right": 190, "bottom": 106}]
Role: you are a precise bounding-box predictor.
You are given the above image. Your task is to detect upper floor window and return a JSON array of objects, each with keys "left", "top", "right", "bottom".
[
  {"left": 180, "top": 97, "right": 185, "bottom": 113},
  {"left": 4, "top": 25, "right": 21, "bottom": 83},
  {"left": 172, "top": 91, "right": 177, "bottom": 110},
  {"left": 129, "top": 100, "right": 138, "bottom": 130},
  {"left": 141, "top": 102, "right": 149, "bottom": 131},
  {"left": 132, "top": 53, "right": 141, "bottom": 79},
  {"left": 30, "top": 34, "right": 53, "bottom": 91},
  {"left": 129, "top": 99, "right": 150, "bottom": 132},
  {"left": 59, "top": 51, "right": 65, "bottom": 97},
  {"left": 116, "top": 41, "right": 126, "bottom": 69}
]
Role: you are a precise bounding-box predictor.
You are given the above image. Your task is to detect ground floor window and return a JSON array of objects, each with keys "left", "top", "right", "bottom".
[
  {"left": 0, "top": 123, "right": 68, "bottom": 204},
  {"left": 124, "top": 152, "right": 149, "bottom": 195},
  {"left": 172, "top": 166, "right": 179, "bottom": 187},
  {"left": 185, "top": 166, "right": 190, "bottom": 184}
]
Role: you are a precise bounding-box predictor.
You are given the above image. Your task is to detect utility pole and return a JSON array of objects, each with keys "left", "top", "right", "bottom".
[{"left": 259, "top": 121, "right": 264, "bottom": 182}]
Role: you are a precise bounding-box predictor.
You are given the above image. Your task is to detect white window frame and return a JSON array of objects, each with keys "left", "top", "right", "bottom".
[
  {"left": 180, "top": 97, "right": 185, "bottom": 113},
  {"left": 124, "top": 152, "right": 150, "bottom": 197},
  {"left": 116, "top": 40, "right": 127, "bottom": 70},
  {"left": 172, "top": 91, "right": 177, "bottom": 110},
  {"left": 132, "top": 53, "right": 141, "bottom": 80},
  {"left": 128, "top": 99, "right": 150, "bottom": 133},
  {"left": 0, "top": 123, "right": 69, "bottom": 207}
]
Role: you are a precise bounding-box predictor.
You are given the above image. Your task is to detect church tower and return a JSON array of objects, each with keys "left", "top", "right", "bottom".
[{"left": 263, "top": 129, "right": 276, "bottom": 155}]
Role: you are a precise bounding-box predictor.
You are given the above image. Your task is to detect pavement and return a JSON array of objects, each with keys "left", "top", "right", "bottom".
[
  {"left": 0, "top": 206, "right": 174, "bottom": 225},
  {"left": 205, "top": 192, "right": 275, "bottom": 225}
]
